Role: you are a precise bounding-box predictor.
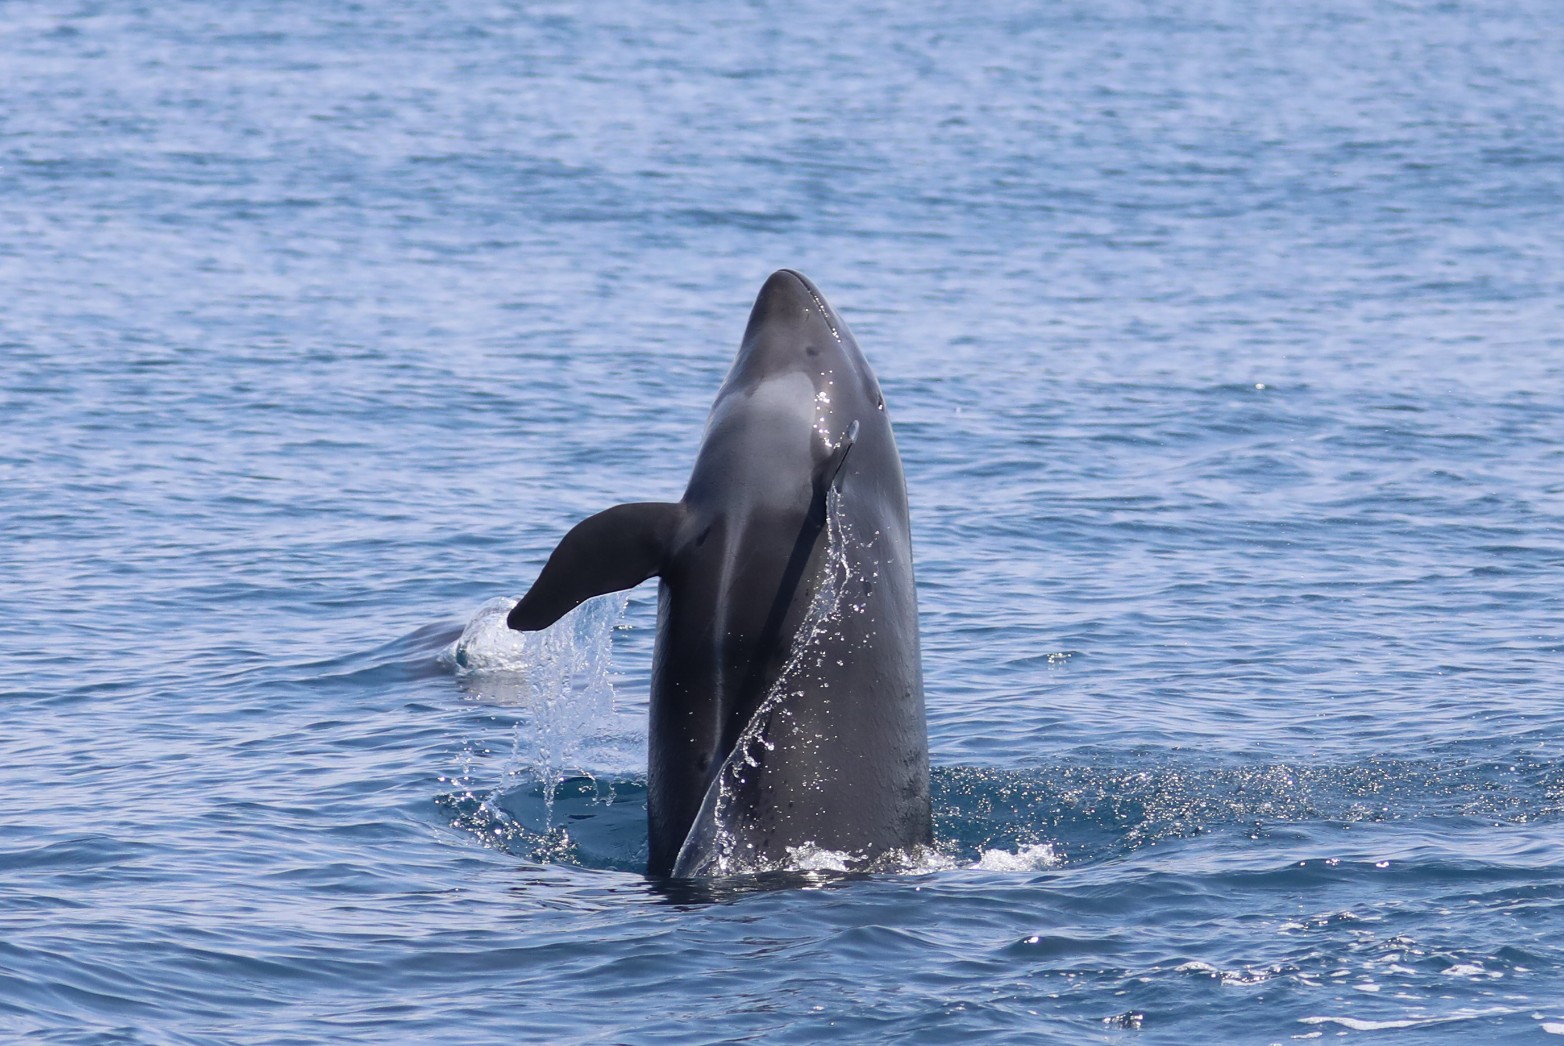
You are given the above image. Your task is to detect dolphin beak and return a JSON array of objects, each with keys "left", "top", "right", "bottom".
[{"left": 743, "top": 270, "right": 821, "bottom": 339}]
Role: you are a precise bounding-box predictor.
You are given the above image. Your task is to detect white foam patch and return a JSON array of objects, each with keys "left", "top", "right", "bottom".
[
  {"left": 784, "top": 843, "right": 857, "bottom": 873},
  {"left": 1300, "top": 1016, "right": 1426, "bottom": 1031},
  {"left": 891, "top": 842, "right": 1062, "bottom": 875},
  {"left": 709, "top": 840, "right": 1065, "bottom": 878},
  {"left": 972, "top": 843, "right": 1061, "bottom": 871},
  {"left": 1541, "top": 1022, "right": 1564, "bottom": 1035},
  {"left": 1175, "top": 961, "right": 1219, "bottom": 976}
]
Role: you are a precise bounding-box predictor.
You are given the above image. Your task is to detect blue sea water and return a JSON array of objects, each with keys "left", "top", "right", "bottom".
[{"left": 3, "top": 0, "right": 1563, "bottom": 1041}]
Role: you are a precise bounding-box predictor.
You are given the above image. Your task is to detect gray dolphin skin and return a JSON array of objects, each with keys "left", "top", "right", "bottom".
[{"left": 507, "top": 270, "right": 930, "bottom": 877}]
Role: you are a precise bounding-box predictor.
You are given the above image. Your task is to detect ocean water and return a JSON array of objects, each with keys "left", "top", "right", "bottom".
[{"left": 3, "top": 0, "right": 1563, "bottom": 1042}]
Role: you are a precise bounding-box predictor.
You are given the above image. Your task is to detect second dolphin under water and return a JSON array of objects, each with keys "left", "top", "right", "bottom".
[{"left": 508, "top": 270, "right": 930, "bottom": 877}]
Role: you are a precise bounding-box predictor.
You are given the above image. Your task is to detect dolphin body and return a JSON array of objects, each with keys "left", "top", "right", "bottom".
[{"left": 508, "top": 270, "right": 930, "bottom": 877}]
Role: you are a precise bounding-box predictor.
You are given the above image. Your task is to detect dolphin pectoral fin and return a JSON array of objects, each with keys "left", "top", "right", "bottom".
[
  {"left": 819, "top": 419, "right": 860, "bottom": 494},
  {"left": 670, "top": 776, "right": 723, "bottom": 878},
  {"left": 673, "top": 704, "right": 787, "bottom": 877},
  {"left": 507, "top": 501, "right": 684, "bottom": 632},
  {"left": 671, "top": 734, "right": 755, "bottom": 878}
]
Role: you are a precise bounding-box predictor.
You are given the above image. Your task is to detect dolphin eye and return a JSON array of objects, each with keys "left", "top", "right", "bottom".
[{"left": 876, "top": 395, "right": 885, "bottom": 411}]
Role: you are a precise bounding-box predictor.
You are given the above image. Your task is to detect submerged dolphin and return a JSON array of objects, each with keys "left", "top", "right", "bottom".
[{"left": 508, "top": 270, "right": 930, "bottom": 876}]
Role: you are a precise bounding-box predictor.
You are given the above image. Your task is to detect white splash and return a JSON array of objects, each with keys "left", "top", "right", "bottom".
[
  {"left": 970, "top": 843, "right": 1062, "bottom": 872},
  {"left": 447, "top": 592, "right": 629, "bottom": 830}
]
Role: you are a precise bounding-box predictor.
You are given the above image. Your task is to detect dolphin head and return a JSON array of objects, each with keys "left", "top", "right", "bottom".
[{"left": 721, "top": 270, "right": 885, "bottom": 451}]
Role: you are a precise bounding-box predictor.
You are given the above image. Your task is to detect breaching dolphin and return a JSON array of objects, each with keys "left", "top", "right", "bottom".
[{"left": 508, "top": 270, "right": 930, "bottom": 877}]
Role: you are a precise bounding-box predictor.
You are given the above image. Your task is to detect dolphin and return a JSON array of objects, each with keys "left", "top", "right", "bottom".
[{"left": 508, "top": 270, "right": 930, "bottom": 877}]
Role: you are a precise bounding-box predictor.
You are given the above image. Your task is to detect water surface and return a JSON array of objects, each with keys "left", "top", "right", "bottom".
[{"left": 3, "top": 1, "right": 1563, "bottom": 1042}]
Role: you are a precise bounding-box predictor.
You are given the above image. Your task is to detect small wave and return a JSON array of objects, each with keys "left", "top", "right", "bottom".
[
  {"left": 1299, "top": 1007, "right": 1523, "bottom": 1032},
  {"left": 933, "top": 757, "right": 1564, "bottom": 863},
  {"left": 900, "top": 841, "right": 1063, "bottom": 874},
  {"left": 970, "top": 842, "right": 1062, "bottom": 871}
]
